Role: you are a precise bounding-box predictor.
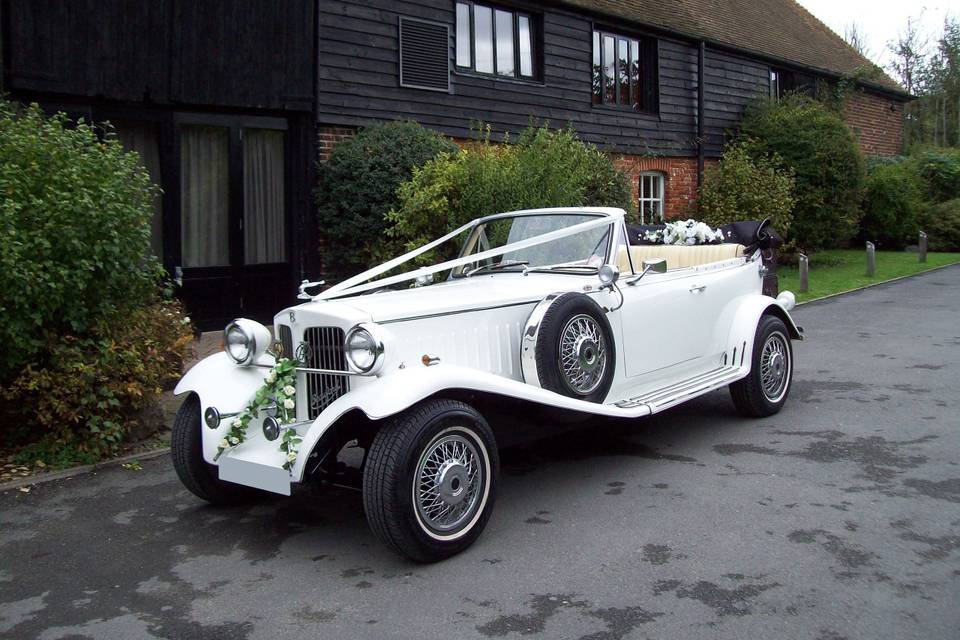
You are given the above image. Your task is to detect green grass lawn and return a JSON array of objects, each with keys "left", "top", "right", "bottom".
[{"left": 778, "top": 249, "right": 960, "bottom": 303}]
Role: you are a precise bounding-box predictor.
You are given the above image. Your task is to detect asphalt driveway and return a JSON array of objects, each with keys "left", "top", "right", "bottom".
[{"left": 2, "top": 266, "right": 959, "bottom": 640}]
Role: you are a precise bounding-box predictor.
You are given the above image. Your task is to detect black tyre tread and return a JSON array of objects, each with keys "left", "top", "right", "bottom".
[
  {"left": 171, "top": 394, "right": 257, "bottom": 506},
  {"left": 729, "top": 315, "right": 791, "bottom": 418},
  {"left": 533, "top": 293, "right": 615, "bottom": 403},
  {"left": 362, "top": 398, "right": 497, "bottom": 562}
]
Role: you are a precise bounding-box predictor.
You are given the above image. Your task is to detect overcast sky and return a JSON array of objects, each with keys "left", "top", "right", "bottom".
[{"left": 794, "top": 0, "right": 956, "bottom": 75}]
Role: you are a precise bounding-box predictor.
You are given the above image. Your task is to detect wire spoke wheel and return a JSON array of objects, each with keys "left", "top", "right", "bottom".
[
  {"left": 759, "top": 331, "right": 790, "bottom": 402},
  {"left": 558, "top": 313, "right": 608, "bottom": 395},
  {"left": 414, "top": 432, "right": 485, "bottom": 535}
]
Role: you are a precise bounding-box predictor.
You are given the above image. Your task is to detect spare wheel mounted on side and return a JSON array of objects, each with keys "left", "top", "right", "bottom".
[{"left": 521, "top": 292, "right": 616, "bottom": 404}]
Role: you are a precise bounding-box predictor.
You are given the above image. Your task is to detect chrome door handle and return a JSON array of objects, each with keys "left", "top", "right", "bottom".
[{"left": 689, "top": 283, "right": 706, "bottom": 293}]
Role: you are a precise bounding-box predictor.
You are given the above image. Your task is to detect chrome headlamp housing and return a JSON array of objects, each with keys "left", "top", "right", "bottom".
[
  {"left": 344, "top": 323, "right": 386, "bottom": 375},
  {"left": 224, "top": 318, "right": 272, "bottom": 366}
]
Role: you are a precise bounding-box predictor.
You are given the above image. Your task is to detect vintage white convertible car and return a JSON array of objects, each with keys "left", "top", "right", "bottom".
[{"left": 172, "top": 207, "right": 801, "bottom": 561}]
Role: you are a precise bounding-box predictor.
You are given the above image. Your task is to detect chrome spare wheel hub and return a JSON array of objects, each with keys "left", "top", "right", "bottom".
[
  {"left": 559, "top": 314, "right": 607, "bottom": 395},
  {"left": 760, "top": 332, "right": 790, "bottom": 402},
  {"left": 415, "top": 433, "right": 483, "bottom": 533}
]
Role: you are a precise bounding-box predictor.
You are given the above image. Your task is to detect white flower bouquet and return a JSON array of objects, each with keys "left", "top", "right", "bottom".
[{"left": 643, "top": 219, "right": 725, "bottom": 246}]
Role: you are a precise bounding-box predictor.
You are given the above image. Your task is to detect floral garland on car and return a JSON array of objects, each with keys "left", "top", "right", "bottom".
[
  {"left": 644, "top": 219, "right": 725, "bottom": 246},
  {"left": 216, "top": 357, "right": 303, "bottom": 471}
]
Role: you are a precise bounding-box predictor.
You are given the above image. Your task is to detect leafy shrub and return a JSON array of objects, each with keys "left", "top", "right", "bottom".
[
  {"left": 739, "top": 95, "right": 865, "bottom": 250},
  {"left": 860, "top": 159, "right": 926, "bottom": 249},
  {"left": 385, "top": 124, "right": 633, "bottom": 260},
  {"left": 913, "top": 149, "right": 960, "bottom": 202},
  {"left": 3, "top": 299, "right": 193, "bottom": 464},
  {"left": 919, "top": 199, "right": 960, "bottom": 252},
  {"left": 0, "top": 101, "right": 162, "bottom": 382},
  {"left": 315, "top": 121, "right": 457, "bottom": 281},
  {"left": 697, "top": 140, "right": 795, "bottom": 238}
]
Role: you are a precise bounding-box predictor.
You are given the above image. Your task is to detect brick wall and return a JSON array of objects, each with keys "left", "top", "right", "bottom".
[
  {"left": 317, "top": 125, "right": 357, "bottom": 162},
  {"left": 844, "top": 91, "right": 904, "bottom": 157},
  {"left": 611, "top": 155, "right": 711, "bottom": 220}
]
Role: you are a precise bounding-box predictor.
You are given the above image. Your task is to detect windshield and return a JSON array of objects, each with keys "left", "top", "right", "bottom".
[{"left": 455, "top": 214, "right": 612, "bottom": 277}]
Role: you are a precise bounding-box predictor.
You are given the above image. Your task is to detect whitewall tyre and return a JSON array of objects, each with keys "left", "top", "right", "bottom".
[
  {"left": 362, "top": 399, "right": 499, "bottom": 562},
  {"left": 729, "top": 315, "right": 794, "bottom": 417}
]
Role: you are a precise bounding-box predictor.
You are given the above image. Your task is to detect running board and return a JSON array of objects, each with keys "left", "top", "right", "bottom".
[{"left": 611, "top": 365, "right": 743, "bottom": 413}]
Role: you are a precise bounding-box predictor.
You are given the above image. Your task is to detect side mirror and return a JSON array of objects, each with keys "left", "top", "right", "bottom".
[
  {"left": 598, "top": 264, "right": 620, "bottom": 288},
  {"left": 626, "top": 257, "right": 667, "bottom": 285},
  {"left": 642, "top": 258, "right": 667, "bottom": 274}
]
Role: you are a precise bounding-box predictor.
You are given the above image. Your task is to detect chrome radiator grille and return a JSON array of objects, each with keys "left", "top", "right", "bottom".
[{"left": 301, "top": 327, "right": 349, "bottom": 419}]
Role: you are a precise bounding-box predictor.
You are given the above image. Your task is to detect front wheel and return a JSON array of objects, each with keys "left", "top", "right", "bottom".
[
  {"left": 171, "top": 394, "right": 259, "bottom": 505},
  {"left": 729, "top": 315, "right": 794, "bottom": 417},
  {"left": 362, "top": 399, "right": 498, "bottom": 562}
]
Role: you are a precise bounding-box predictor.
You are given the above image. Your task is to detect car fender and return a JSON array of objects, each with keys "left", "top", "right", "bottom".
[
  {"left": 289, "top": 363, "right": 652, "bottom": 481},
  {"left": 725, "top": 293, "right": 803, "bottom": 371},
  {"left": 174, "top": 352, "right": 272, "bottom": 463}
]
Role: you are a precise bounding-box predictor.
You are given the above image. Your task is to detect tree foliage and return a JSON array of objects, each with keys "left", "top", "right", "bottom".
[
  {"left": 315, "top": 121, "right": 457, "bottom": 282},
  {"left": 385, "top": 124, "right": 633, "bottom": 261},
  {"left": 860, "top": 158, "right": 927, "bottom": 248},
  {"left": 738, "top": 95, "right": 864, "bottom": 250},
  {"left": 0, "top": 101, "right": 163, "bottom": 382},
  {"left": 697, "top": 140, "right": 795, "bottom": 238}
]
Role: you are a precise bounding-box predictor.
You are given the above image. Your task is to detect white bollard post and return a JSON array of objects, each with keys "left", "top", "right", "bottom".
[{"left": 866, "top": 241, "right": 876, "bottom": 277}]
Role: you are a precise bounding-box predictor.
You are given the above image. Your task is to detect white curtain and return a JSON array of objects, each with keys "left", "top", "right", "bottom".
[
  {"left": 243, "top": 129, "right": 285, "bottom": 265},
  {"left": 113, "top": 121, "right": 163, "bottom": 258},
  {"left": 180, "top": 126, "right": 230, "bottom": 268}
]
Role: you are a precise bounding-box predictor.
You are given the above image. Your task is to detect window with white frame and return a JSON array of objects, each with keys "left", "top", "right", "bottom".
[{"left": 639, "top": 172, "right": 664, "bottom": 223}]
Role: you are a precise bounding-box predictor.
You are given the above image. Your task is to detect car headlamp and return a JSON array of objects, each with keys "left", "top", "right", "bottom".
[
  {"left": 224, "top": 319, "right": 271, "bottom": 366},
  {"left": 344, "top": 324, "right": 385, "bottom": 374}
]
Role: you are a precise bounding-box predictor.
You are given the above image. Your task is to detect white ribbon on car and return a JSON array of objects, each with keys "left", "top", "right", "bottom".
[{"left": 317, "top": 213, "right": 621, "bottom": 301}]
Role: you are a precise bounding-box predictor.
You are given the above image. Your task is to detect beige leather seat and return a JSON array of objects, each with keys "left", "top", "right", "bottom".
[{"left": 615, "top": 244, "right": 745, "bottom": 272}]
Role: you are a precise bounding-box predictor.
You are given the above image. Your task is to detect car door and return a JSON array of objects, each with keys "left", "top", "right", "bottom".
[{"left": 617, "top": 267, "right": 717, "bottom": 378}]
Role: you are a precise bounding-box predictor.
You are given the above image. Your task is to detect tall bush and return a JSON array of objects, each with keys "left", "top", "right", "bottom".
[
  {"left": 0, "top": 101, "right": 191, "bottom": 464},
  {"left": 913, "top": 149, "right": 960, "bottom": 202},
  {"left": 739, "top": 95, "right": 865, "bottom": 250},
  {"left": 919, "top": 199, "right": 960, "bottom": 251},
  {"left": 860, "top": 158, "right": 926, "bottom": 249},
  {"left": 385, "top": 124, "right": 633, "bottom": 259},
  {"left": 0, "top": 101, "right": 162, "bottom": 382},
  {"left": 697, "top": 140, "right": 795, "bottom": 238},
  {"left": 315, "top": 121, "right": 457, "bottom": 281}
]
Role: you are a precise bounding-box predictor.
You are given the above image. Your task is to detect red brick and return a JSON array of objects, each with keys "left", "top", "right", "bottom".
[{"left": 844, "top": 91, "right": 904, "bottom": 157}]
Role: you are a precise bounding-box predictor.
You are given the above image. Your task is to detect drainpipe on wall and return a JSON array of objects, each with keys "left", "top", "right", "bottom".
[{"left": 697, "top": 41, "right": 705, "bottom": 188}]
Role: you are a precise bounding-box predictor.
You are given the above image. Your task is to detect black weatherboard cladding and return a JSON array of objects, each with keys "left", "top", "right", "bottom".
[{"left": 317, "top": 0, "right": 772, "bottom": 157}]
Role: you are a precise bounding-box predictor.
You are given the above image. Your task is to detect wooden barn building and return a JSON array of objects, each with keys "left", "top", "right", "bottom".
[{"left": 0, "top": 0, "right": 910, "bottom": 327}]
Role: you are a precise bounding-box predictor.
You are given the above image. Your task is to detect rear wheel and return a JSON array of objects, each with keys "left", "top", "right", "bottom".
[
  {"left": 363, "top": 399, "right": 498, "bottom": 562},
  {"left": 171, "top": 394, "right": 259, "bottom": 505},
  {"left": 729, "top": 315, "right": 793, "bottom": 417}
]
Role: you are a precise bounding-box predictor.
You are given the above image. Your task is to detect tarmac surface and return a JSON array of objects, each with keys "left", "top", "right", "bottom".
[{"left": 1, "top": 266, "right": 958, "bottom": 639}]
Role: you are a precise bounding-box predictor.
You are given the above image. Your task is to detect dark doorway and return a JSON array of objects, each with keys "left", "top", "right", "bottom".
[{"left": 174, "top": 114, "right": 293, "bottom": 329}]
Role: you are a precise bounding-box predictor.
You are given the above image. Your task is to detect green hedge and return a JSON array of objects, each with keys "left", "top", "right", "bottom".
[
  {"left": 0, "top": 101, "right": 190, "bottom": 464},
  {"left": 860, "top": 158, "right": 926, "bottom": 249},
  {"left": 385, "top": 124, "right": 633, "bottom": 261},
  {"left": 739, "top": 95, "right": 864, "bottom": 250},
  {"left": 697, "top": 140, "right": 795, "bottom": 238},
  {"left": 315, "top": 121, "right": 457, "bottom": 282},
  {"left": 920, "top": 199, "right": 960, "bottom": 252},
  {"left": 0, "top": 102, "right": 163, "bottom": 381}
]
